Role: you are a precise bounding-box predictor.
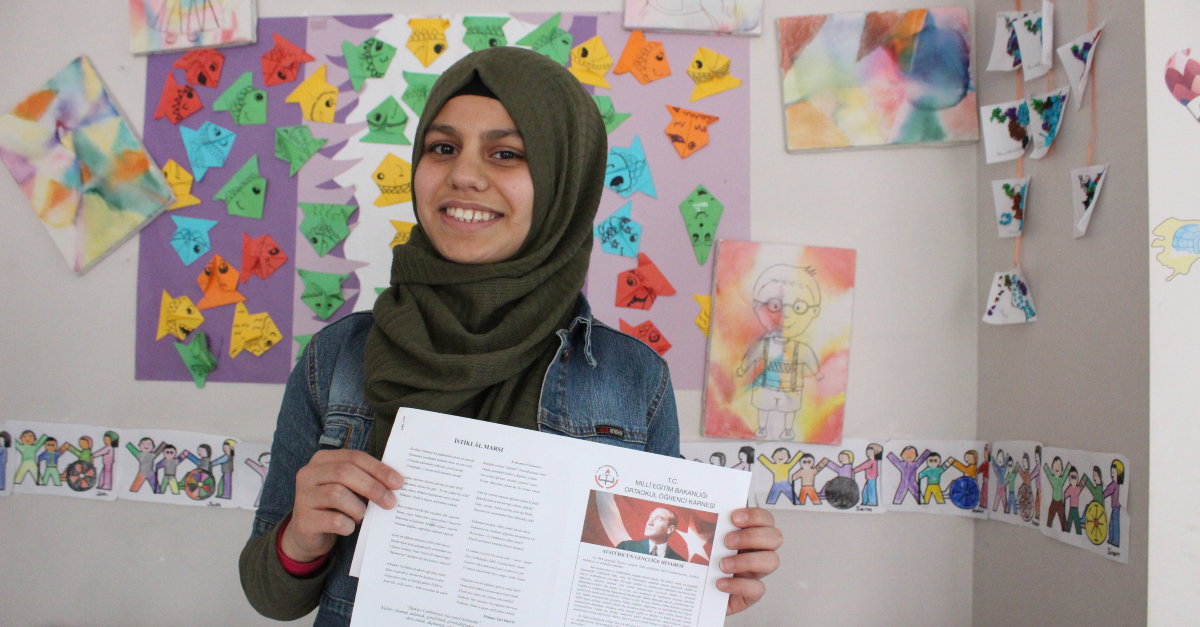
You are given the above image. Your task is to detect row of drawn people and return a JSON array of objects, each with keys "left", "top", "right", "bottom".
[
  {"left": 756, "top": 441, "right": 885, "bottom": 510},
  {"left": 0, "top": 429, "right": 121, "bottom": 494},
  {"left": 1042, "top": 456, "right": 1125, "bottom": 548},
  {"left": 989, "top": 444, "right": 1043, "bottom": 524},
  {"left": 887, "top": 445, "right": 983, "bottom": 513},
  {"left": 125, "top": 436, "right": 236, "bottom": 501}
]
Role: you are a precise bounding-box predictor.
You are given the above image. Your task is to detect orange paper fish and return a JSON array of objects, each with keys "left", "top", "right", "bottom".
[
  {"left": 664, "top": 106, "right": 719, "bottom": 158},
  {"left": 154, "top": 73, "right": 202, "bottom": 124},
  {"left": 616, "top": 253, "right": 676, "bottom": 310},
  {"left": 173, "top": 48, "right": 225, "bottom": 87},
  {"left": 196, "top": 254, "right": 246, "bottom": 309},
  {"left": 615, "top": 31, "right": 671, "bottom": 85}
]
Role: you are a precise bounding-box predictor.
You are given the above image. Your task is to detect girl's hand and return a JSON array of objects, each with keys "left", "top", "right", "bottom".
[{"left": 718, "top": 507, "right": 783, "bottom": 615}]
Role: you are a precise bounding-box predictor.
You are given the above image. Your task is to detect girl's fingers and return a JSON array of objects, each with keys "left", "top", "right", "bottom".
[
  {"left": 315, "top": 483, "right": 368, "bottom": 523},
  {"left": 717, "top": 576, "right": 766, "bottom": 615},
  {"left": 309, "top": 459, "right": 397, "bottom": 510},
  {"left": 724, "top": 525, "right": 783, "bottom": 551},
  {"left": 731, "top": 507, "right": 775, "bottom": 529},
  {"left": 719, "top": 549, "right": 779, "bottom": 577}
]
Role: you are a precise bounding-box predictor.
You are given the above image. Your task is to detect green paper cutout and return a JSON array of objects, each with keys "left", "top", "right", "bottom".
[
  {"left": 402, "top": 71, "right": 440, "bottom": 117},
  {"left": 213, "top": 72, "right": 267, "bottom": 125},
  {"left": 463, "top": 16, "right": 510, "bottom": 51},
  {"left": 174, "top": 332, "right": 217, "bottom": 388},
  {"left": 593, "top": 96, "right": 631, "bottom": 134},
  {"left": 362, "top": 96, "right": 410, "bottom": 145},
  {"left": 275, "top": 125, "right": 327, "bottom": 176},
  {"left": 294, "top": 334, "right": 312, "bottom": 363},
  {"left": 516, "top": 12, "right": 573, "bottom": 66},
  {"left": 374, "top": 287, "right": 387, "bottom": 295},
  {"left": 215, "top": 155, "right": 267, "bottom": 219},
  {"left": 679, "top": 185, "right": 724, "bottom": 265},
  {"left": 343, "top": 37, "right": 397, "bottom": 91},
  {"left": 298, "top": 202, "right": 356, "bottom": 256},
  {"left": 298, "top": 269, "right": 348, "bottom": 320}
]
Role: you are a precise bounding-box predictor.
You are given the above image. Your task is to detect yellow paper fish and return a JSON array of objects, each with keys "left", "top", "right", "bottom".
[
  {"left": 229, "top": 302, "right": 283, "bottom": 358},
  {"left": 162, "top": 159, "right": 201, "bottom": 209},
  {"left": 157, "top": 290, "right": 205, "bottom": 340},
  {"left": 407, "top": 18, "right": 451, "bottom": 67},
  {"left": 390, "top": 220, "right": 416, "bottom": 247},
  {"left": 693, "top": 294, "right": 711, "bottom": 337},
  {"left": 568, "top": 36, "right": 614, "bottom": 89},
  {"left": 373, "top": 154, "right": 413, "bottom": 206},
  {"left": 686, "top": 47, "right": 741, "bottom": 102},
  {"left": 285, "top": 65, "right": 338, "bottom": 123}
]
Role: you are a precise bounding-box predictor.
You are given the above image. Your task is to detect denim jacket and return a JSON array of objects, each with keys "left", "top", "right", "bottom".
[{"left": 240, "top": 296, "right": 680, "bottom": 626}]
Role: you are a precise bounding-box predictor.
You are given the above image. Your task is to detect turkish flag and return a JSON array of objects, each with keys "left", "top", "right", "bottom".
[{"left": 580, "top": 491, "right": 718, "bottom": 565}]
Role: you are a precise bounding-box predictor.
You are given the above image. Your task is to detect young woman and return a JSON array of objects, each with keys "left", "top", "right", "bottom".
[{"left": 240, "top": 47, "right": 782, "bottom": 626}]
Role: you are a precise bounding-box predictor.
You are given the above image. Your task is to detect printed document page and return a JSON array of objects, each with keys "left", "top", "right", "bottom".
[{"left": 349, "top": 408, "right": 752, "bottom": 627}]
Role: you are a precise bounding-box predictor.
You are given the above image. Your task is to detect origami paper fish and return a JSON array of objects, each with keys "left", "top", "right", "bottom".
[
  {"left": 664, "top": 106, "right": 719, "bottom": 159},
  {"left": 390, "top": 220, "right": 416, "bottom": 247},
  {"left": 212, "top": 72, "right": 267, "bottom": 125},
  {"left": 344, "top": 37, "right": 398, "bottom": 91},
  {"left": 298, "top": 269, "right": 348, "bottom": 320},
  {"left": 693, "top": 295, "right": 711, "bottom": 337},
  {"left": 299, "top": 203, "right": 356, "bottom": 256},
  {"left": 983, "top": 267, "right": 1037, "bottom": 325},
  {"left": 1071, "top": 164, "right": 1109, "bottom": 239},
  {"left": 616, "top": 253, "right": 675, "bottom": 310},
  {"left": 286, "top": 65, "right": 338, "bottom": 123},
  {"left": 275, "top": 125, "right": 327, "bottom": 176},
  {"left": 179, "top": 121, "right": 236, "bottom": 181},
  {"left": 196, "top": 254, "right": 246, "bottom": 309},
  {"left": 1027, "top": 86, "right": 1069, "bottom": 160},
  {"left": 568, "top": 36, "right": 614, "bottom": 89},
  {"left": 516, "top": 12, "right": 573, "bottom": 66},
  {"left": 174, "top": 331, "right": 217, "bottom": 388},
  {"left": 157, "top": 290, "right": 205, "bottom": 340},
  {"left": 174, "top": 48, "right": 225, "bottom": 87},
  {"left": 678, "top": 185, "right": 723, "bottom": 264},
  {"left": 162, "top": 159, "right": 200, "bottom": 209},
  {"left": 1057, "top": 23, "right": 1105, "bottom": 110},
  {"left": 463, "top": 16, "right": 509, "bottom": 52},
  {"left": 154, "top": 73, "right": 202, "bottom": 124},
  {"left": 362, "top": 96, "right": 410, "bottom": 145},
  {"left": 1166, "top": 49, "right": 1200, "bottom": 121},
  {"left": 373, "top": 154, "right": 413, "bottom": 206},
  {"left": 686, "top": 47, "right": 741, "bottom": 102},
  {"left": 606, "top": 136, "right": 656, "bottom": 198},
  {"left": 619, "top": 319, "right": 672, "bottom": 356},
  {"left": 230, "top": 302, "right": 282, "bottom": 357},
  {"left": 241, "top": 232, "right": 289, "bottom": 282},
  {"left": 294, "top": 334, "right": 313, "bottom": 363},
  {"left": 592, "top": 96, "right": 630, "bottom": 134},
  {"left": 615, "top": 30, "right": 670, "bottom": 85},
  {"left": 991, "top": 177, "right": 1029, "bottom": 238},
  {"left": 215, "top": 155, "right": 266, "bottom": 219},
  {"left": 169, "top": 215, "right": 217, "bottom": 265},
  {"left": 406, "top": 19, "right": 450, "bottom": 69},
  {"left": 261, "top": 33, "right": 315, "bottom": 86},
  {"left": 594, "top": 201, "right": 641, "bottom": 258},
  {"left": 402, "top": 71, "right": 439, "bottom": 116}
]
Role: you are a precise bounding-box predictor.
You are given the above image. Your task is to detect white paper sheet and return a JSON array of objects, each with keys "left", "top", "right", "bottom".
[
  {"left": 1070, "top": 164, "right": 1110, "bottom": 238},
  {"left": 992, "top": 177, "right": 1030, "bottom": 238},
  {"left": 3, "top": 421, "right": 122, "bottom": 501},
  {"left": 750, "top": 440, "right": 887, "bottom": 515},
  {"left": 1057, "top": 22, "right": 1106, "bottom": 110},
  {"left": 1014, "top": 2, "right": 1055, "bottom": 81},
  {"left": 1027, "top": 85, "right": 1070, "bottom": 160},
  {"left": 987, "top": 12, "right": 1027, "bottom": 72},
  {"left": 116, "top": 428, "right": 241, "bottom": 508},
  {"left": 981, "top": 98, "right": 1030, "bottom": 164},
  {"left": 1039, "top": 447, "right": 1130, "bottom": 563},
  {"left": 882, "top": 440, "right": 988, "bottom": 518},
  {"left": 983, "top": 267, "right": 1037, "bottom": 325},
  {"left": 987, "top": 441, "right": 1044, "bottom": 529}
]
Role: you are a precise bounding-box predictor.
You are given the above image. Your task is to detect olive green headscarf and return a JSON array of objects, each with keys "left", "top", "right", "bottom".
[{"left": 363, "top": 46, "right": 607, "bottom": 452}]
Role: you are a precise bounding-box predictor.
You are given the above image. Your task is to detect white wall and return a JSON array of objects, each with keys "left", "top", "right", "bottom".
[{"left": 0, "top": 1, "right": 978, "bottom": 625}]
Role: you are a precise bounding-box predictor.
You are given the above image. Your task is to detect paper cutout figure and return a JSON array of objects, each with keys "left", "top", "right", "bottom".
[
  {"left": 616, "top": 253, "right": 675, "bottom": 310},
  {"left": 180, "top": 121, "right": 236, "bottom": 181},
  {"left": 174, "top": 48, "right": 225, "bottom": 87},
  {"left": 174, "top": 332, "right": 217, "bottom": 387},
  {"left": 157, "top": 290, "right": 205, "bottom": 340},
  {"left": 568, "top": 36, "right": 614, "bottom": 89},
  {"left": 405, "top": 19, "right": 450, "bottom": 69},
  {"left": 401, "top": 71, "right": 440, "bottom": 116},
  {"left": 373, "top": 154, "right": 413, "bottom": 206},
  {"left": 1057, "top": 23, "right": 1105, "bottom": 110},
  {"left": 1071, "top": 164, "right": 1109, "bottom": 238},
  {"left": 1027, "top": 86, "right": 1068, "bottom": 160},
  {"left": 286, "top": 65, "right": 338, "bottom": 123},
  {"left": 1165, "top": 49, "right": 1200, "bottom": 121},
  {"left": 345, "top": 37, "right": 399, "bottom": 90},
  {"left": 1014, "top": 2, "right": 1055, "bottom": 81},
  {"left": 991, "top": 178, "right": 1029, "bottom": 238},
  {"left": 261, "top": 33, "right": 315, "bottom": 86},
  {"left": 275, "top": 125, "right": 327, "bottom": 176},
  {"left": 294, "top": 334, "right": 313, "bottom": 361},
  {"left": 983, "top": 268, "right": 1037, "bottom": 325},
  {"left": 686, "top": 47, "right": 741, "bottom": 102},
  {"left": 516, "top": 12, "right": 573, "bottom": 66},
  {"left": 679, "top": 185, "right": 724, "bottom": 264},
  {"left": 299, "top": 203, "right": 356, "bottom": 256},
  {"left": 230, "top": 303, "right": 282, "bottom": 358},
  {"left": 463, "top": 16, "right": 509, "bottom": 51},
  {"left": 390, "top": 220, "right": 416, "bottom": 247},
  {"left": 298, "top": 269, "right": 348, "bottom": 320},
  {"left": 1151, "top": 218, "right": 1200, "bottom": 280},
  {"left": 693, "top": 295, "right": 712, "bottom": 337},
  {"left": 215, "top": 155, "right": 266, "bottom": 219},
  {"left": 212, "top": 72, "right": 267, "bottom": 125},
  {"left": 986, "top": 11, "right": 1025, "bottom": 72},
  {"left": 619, "top": 319, "right": 672, "bottom": 356},
  {"left": 362, "top": 96, "right": 411, "bottom": 145},
  {"left": 169, "top": 215, "right": 217, "bottom": 265},
  {"left": 594, "top": 202, "right": 641, "bottom": 258},
  {"left": 592, "top": 96, "right": 631, "bottom": 134},
  {"left": 196, "top": 254, "right": 246, "bottom": 309},
  {"left": 154, "top": 72, "right": 202, "bottom": 124},
  {"left": 664, "top": 106, "right": 718, "bottom": 159},
  {"left": 241, "top": 232, "right": 289, "bottom": 282},
  {"left": 615, "top": 30, "right": 670, "bottom": 85},
  {"left": 981, "top": 99, "right": 1030, "bottom": 164},
  {"left": 162, "top": 160, "right": 200, "bottom": 209},
  {"left": 606, "top": 136, "right": 656, "bottom": 198}
]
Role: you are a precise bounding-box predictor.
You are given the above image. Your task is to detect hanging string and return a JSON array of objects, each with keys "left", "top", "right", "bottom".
[
  {"left": 1087, "top": 0, "right": 1097, "bottom": 166},
  {"left": 1014, "top": 0, "right": 1024, "bottom": 267}
]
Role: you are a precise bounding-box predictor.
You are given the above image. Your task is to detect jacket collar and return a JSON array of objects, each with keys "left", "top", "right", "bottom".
[{"left": 567, "top": 294, "right": 598, "bottom": 367}]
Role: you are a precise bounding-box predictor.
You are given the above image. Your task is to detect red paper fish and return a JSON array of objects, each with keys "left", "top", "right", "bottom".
[
  {"left": 241, "top": 232, "right": 289, "bottom": 283},
  {"left": 619, "top": 319, "right": 672, "bottom": 356},
  {"left": 196, "top": 254, "right": 246, "bottom": 309},
  {"left": 154, "top": 73, "right": 202, "bottom": 124},
  {"left": 616, "top": 253, "right": 676, "bottom": 310},
  {"left": 173, "top": 49, "right": 226, "bottom": 88},
  {"left": 262, "top": 33, "right": 316, "bottom": 86}
]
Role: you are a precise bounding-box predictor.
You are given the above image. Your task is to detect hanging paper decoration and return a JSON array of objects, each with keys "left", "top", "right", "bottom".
[
  {"left": 592, "top": 96, "right": 631, "bottom": 134},
  {"left": 373, "top": 154, "right": 413, "bottom": 206},
  {"left": 345, "top": 37, "right": 399, "bottom": 90},
  {"left": 568, "top": 36, "right": 614, "bottom": 89},
  {"left": 1027, "top": 86, "right": 1069, "bottom": 160},
  {"left": 615, "top": 30, "right": 671, "bottom": 85},
  {"left": 678, "top": 185, "right": 724, "bottom": 264},
  {"left": 991, "top": 178, "right": 1029, "bottom": 238},
  {"left": 664, "top": 106, "right": 718, "bottom": 158},
  {"left": 980, "top": 98, "right": 1030, "bottom": 164},
  {"left": 230, "top": 303, "right": 283, "bottom": 357},
  {"left": 196, "top": 254, "right": 246, "bottom": 309},
  {"left": 605, "top": 135, "right": 656, "bottom": 198},
  {"left": 401, "top": 71, "right": 440, "bottom": 116},
  {"left": 162, "top": 160, "right": 201, "bottom": 209},
  {"left": 1057, "top": 23, "right": 1105, "bottom": 110},
  {"left": 616, "top": 253, "right": 676, "bottom": 310},
  {"left": 983, "top": 268, "right": 1037, "bottom": 325},
  {"left": 175, "top": 332, "right": 217, "bottom": 387},
  {"left": 1070, "top": 164, "right": 1109, "bottom": 238},
  {"left": 212, "top": 72, "right": 267, "bottom": 125},
  {"left": 686, "top": 47, "right": 741, "bottom": 101},
  {"left": 1165, "top": 49, "right": 1200, "bottom": 120},
  {"left": 516, "top": 13, "right": 573, "bottom": 66},
  {"left": 275, "top": 126, "right": 327, "bottom": 176},
  {"left": 298, "top": 269, "right": 349, "bottom": 320},
  {"left": 299, "top": 203, "right": 356, "bottom": 256},
  {"left": 463, "top": 16, "right": 510, "bottom": 51},
  {"left": 361, "top": 96, "right": 410, "bottom": 145}
]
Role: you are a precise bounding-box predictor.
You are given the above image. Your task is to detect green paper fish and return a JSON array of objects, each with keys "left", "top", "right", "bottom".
[
  {"left": 401, "top": 71, "right": 440, "bottom": 117},
  {"left": 213, "top": 72, "right": 267, "bottom": 125},
  {"left": 343, "top": 37, "right": 397, "bottom": 91},
  {"left": 275, "top": 125, "right": 327, "bottom": 177},
  {"left": 298, "top": 269, "right": 348, "bottom": 320},
  {"left": 362, "top": 96, "right": 410, "bottom": 145},
  {"left": 679, "top": 185, "right": 724, "bottom": 265},
  {"left": 174, "top": 332, "right": 217, "bottom": 388},
  {"left": 215, "top": 155, "right": 267, "bottom": 219},
  {"left": 516, "top": 12, "right": 573, "bottom": 66},
  {"left": 463, "top": 16, "right": 510, "bottom": 51},
  {"left": 293, "top": 334, "right": 312, "bottom": 363},
  {"left": 592, "top": 95, "right": 631, "bottom": 134},
  {"left": 298, "top": 203, "right": 356, "bottom": 257}
]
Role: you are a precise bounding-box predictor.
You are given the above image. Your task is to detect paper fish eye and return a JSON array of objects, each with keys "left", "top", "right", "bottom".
[
  {"left": 377, "top": 172, "right": 385, "bottom": 180},
  {"left": 694, "top": 60, "right": 704, "bottom": 69},
  {"left": 581, "top": 47, "right": 590, "bottom": 58},
  {"left": 704, "top": 234, "right": 712, "bottom": 244},
  {"left": 277, "top": 71, "right": 287, "bottom": 80},
  {"left": 252, "top": 186, "right": 262, "bottom": 194},
  {"left": 434, "top": 43, "right": 444, "bottom": 53},
  {"left": 324, "top": 97, "right": 335, "bottom": 108},
  {"left": 489, "top": 38, "right": 499, "bottom": 47},
  {"left": 374, "top": 41, "right": 385, "bottom": 52},
  {"left": 628, "top": 233, "right": 638, "bottom": 242},
  {"left": 656, "top": 53, "right": 664, "bottom": 61},
  {"left": 269, "top": 247, "right": 280, "bottom": 256},
  {"left": 648, "top": 332, "right": 661, "bottom": 343},
  {"left": 186, "top": 308, "right": 193, "bottom": 314},
  {"left": 255, "top": 93, "right": 264, "bottom": 101},
  {"left": 204, "top": 267, "right": 212, "bottom": 276},
  {"left": 193, "top": 245, "right": 202, "bottom": 253},
  {"left": 610, "top": 175, "right": 625, "bottom": 187},
  {"left": 691, "top": 233, "right": 699, "bottom": 243},
  {"left": 218, "top": 263, "right": 229, "bottom": 273}
]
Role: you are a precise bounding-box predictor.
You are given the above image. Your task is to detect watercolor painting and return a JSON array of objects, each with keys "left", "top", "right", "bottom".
[
  {"left": 623, "top": 0, "right": 763, "bottom": 36},
  {"left": 777, "top": 8, "right": 978, "bottom": 152},
  {"left": 702, "top": 240, "right": 856, "bottom": 444},
  {"left": 129, "top": 0, "right": 257, "bottom": 55}
]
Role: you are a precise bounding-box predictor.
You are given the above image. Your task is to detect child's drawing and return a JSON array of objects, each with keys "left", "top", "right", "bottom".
[
  {"left": 992, "top": 178, "right": 1029, "bottom": 238},
  {"left": 989, "top": 441, "right": 1042, "bottom": 528},
  {"left": 1039, "top": 447, "right": 1130, "bottom": 563},
  {"left": 883, "top": 440, "right": 988, "bottom": 518},
  {"left": 0, "top": 430, "right": 9, "bottom": 496},
  {"left": 680, "top": 441, "right": 755, "bottom": 506},
  {"left": 983, "top": 268, "right": 1037, "bottom": 325},
  {"left": 981, "top": 98, "right": 1030, "bottom": 163},
  {"left": 117, "top": 429, "right": 240, "bottom": 507},
  {"left": 130, "top": 0, "right": 257, "bottom": 55},
  {"left": 1071, "top": 164, "right": 1109, "bottom": 238},
  {"left": 6, "top": 422, "right": 119, "bottom": 501},
  {"left": 750, "top": 440, "right": 886, "bottom": 514},
  {"left": 237, "top": 440, "right": 272, "bottom": 510},
  {"left": 623, "top": 0, "right": 763, "bottom": 36}
]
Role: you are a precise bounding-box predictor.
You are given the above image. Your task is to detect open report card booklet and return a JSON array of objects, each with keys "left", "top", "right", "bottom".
[{"left": 349, "top": 409, "right": 752, "bottom": 627}]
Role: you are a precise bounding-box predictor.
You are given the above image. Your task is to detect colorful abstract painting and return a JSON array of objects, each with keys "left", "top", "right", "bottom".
[
  {"left": 0, "top": 57, "right": 174, "bottom": 274},
  {"left": 129, "top": 0, "right": 257, "bottom": 55},
  {"left": 623, "top": 0, "right": 763, "bottom": 36},
  {"left": 702, "top": 240, "right": 856, "bottom": 444},
  {"left": 778, "top": 8, "right": 978, "bottom": 152}
]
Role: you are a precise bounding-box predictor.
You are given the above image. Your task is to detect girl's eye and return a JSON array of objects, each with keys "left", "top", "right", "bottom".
[
  {"left": 493, "top": 149, "right": 523, "bottom": 160},
  {"left": 429, "top": 142, "right": 456, "bottom": 155}
]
